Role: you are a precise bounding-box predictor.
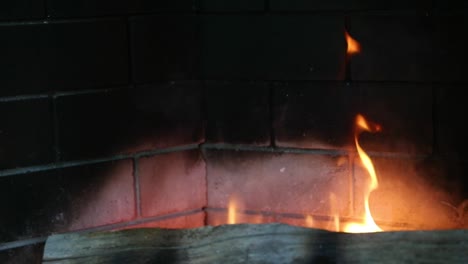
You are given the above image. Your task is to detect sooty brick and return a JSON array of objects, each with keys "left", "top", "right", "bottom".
[
  {"left": 0, "top": 99, "right": 54, "bottom": 170},
  {"left": 205, "top": 82, "right": 270, "bottom": 145},
  {"left": 0, "top": 19, "right": 128, "bottom": 96}
]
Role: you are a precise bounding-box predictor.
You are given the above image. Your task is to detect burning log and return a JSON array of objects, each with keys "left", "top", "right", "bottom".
[{"left": 42, "top": 223, "right": 468, "bottom": 264}]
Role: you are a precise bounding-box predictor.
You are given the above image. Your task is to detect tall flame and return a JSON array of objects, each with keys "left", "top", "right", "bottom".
[
  {"left": 343, "top": 114, "right": 383, "bottom": 233},
  {"left": 345, "top": 31, "right": 361, "bottom": 56},
  {"left": 228, "top": 195, "right": 239, "bottom": 224}
]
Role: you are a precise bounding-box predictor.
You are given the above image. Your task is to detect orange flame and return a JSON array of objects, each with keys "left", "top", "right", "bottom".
[
  {"left": 345, "top": 31, "right": 361, "bottom": 56},
  {"left": 305, "top": 215, "right": 314, "bottom": 228},
  {"left": 343, "top": 114, "right": 383, "bottom": 233},
  {"left": 228, "top": 195, "right": 241, "bottom": 224}
]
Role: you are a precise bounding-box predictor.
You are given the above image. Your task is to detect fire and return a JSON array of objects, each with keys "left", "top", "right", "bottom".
[
  {"left": 345, "top": 30, "right": 361, "bottom": 56},
  {"left": 343, "top": 114, "right": 383, "bottom": 233},
  {"left": 228, "top": 195, "right": 239, "bottom": 224},
  {"left": 305, "top": 215, "right": 314, "bottom": 227},
  {"left": 223, "top": 114, "right": 383, "bottom": 232}
]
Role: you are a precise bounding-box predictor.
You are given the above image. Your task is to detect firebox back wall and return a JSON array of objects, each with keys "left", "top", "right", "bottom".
[{"left": 1, "top": 0, "right": 468, "bottom": 263}]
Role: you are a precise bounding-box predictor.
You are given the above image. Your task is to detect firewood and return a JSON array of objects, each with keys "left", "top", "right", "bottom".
[{"left": 42, "top": 223, "right": 468, "bottom": 264}]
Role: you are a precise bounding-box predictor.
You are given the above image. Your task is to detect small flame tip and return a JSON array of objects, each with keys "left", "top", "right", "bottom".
[{"left": 345, "top": 30, "right": 361, "bottom": 56}]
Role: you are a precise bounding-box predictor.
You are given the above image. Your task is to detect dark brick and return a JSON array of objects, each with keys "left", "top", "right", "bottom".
[
  {"left": 350, "top": 15, "right": 432, "bottom": 82},
  {"left": 353, "top": 157, "right": 459, "bottom": 230},
  {"left": 206, "top": 150, "right": 351, "bottom": 218},
  {"left": 0, "top": 99, "right": 54, "bottom": 170},
  {"left": 274, "top": 83, "right": 432, "bottom": 155},
  {"left": 273, "top": 83, "right": 356, "bottom": 149},
  {"left": 270, "top": 0, "right": 347, "bottom": 10},
  {"left": 131, "top": 15, "right": 201, "bottom": 83},
  {"left": 47, "top": 0, "right": 193, "bottom": 17},
  {"left": 432, "top": 16, "right": 468, "bottom": 82},
  {"left": 0, "top": 243, "right": 44, "bottom": 264},
  {"left": 57, "top": 89, "right": 132, "bottom": 160},
  {"left": 56, "top": 89, "right": 133, "bottom": 161},
  {"left": 355, "top": 83, "right": 433, "bottom": 155},
  {"left": 200, "top": 15, "right": 346, "bottom": 80},
  {"left": 206, "top": 82, "right": 270, "bottom": 145},
  {"left": 436, "top": 87, "right": 468, "bottom": 157},
  {"left": 128, "top": 83, "right": 204, "bottom": 151},
  {"left": 0, "top": 19, "right": 128, "bottom": 96},
  {"left": 0, "top": 0, "right": 44, "bottom": 20},
  {"left": 433, "top": 159, "right": 468, "bottom": 200},
  {"left": 413, "top": 156, "right": 468, "bottom": 203},
  {"left": 434, "top": 0, "right": 468, "bottom": 14},
  {"left": 57, "top": 85, "right": 203, "bottom": 160},
  {"left": 199, "top": 0, "right": 264, "bottom": 11},
  {"left": 139, "top": 150, "right": 206, "bottom": 218},
  {"left": 0, "top": 160, "right": 134, "bottom": 243},
  {"left": 270, "top": 0, "right": 430, "bottom": 11}
]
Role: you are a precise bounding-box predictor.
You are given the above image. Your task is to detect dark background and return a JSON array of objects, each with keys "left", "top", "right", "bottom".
[{"left": 1, "top": 0, "right": 468, "bottom": 263}]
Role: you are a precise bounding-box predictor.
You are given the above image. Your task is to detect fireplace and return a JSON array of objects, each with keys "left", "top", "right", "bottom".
[{"left": 1, "top": 1, "right": 467, "bottom": 263}]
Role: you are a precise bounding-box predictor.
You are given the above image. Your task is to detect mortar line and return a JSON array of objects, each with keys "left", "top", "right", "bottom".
[
  {"left": 64, "top": 209, "right": 204, "bottom": 234},
  {"left": 0, "top": 143, "right": 199, "bottom": 178},
  {"left": 205, "top": 207, "right": 348, "bottom": 222},
  {"left": 0, "top": 16, "right": 134, "bottom": 26},
  {"left": 43, "top": 0, "right": 49, "bottom": 18},
  {"left": 199, "top": 145, "right": 209, "bottom": 226},
  {"left": 0, "top": 94, "right": 49, "bottom": 102},
  {"left": 194, "top": 79, "right": 462, "bottom": 86},
  {"left": 431, "top": 86, "right": 439, "bottom": 156},
  {"left": 125, "top": 16, "right": 134, "bottom": 86},
  {"left": 264, "top": 0, "right": 270, "bottom": 12},
  {"left": 268, "top": 85, "right": 276, "bottom": 148},
  {"left": 198, "top": 76, "right": 208, "bottom": 227},
  {"left": 202, "top": 143, "right": 430, "bottom": 159},
  {"left": 205, "top": 207, "right": 413, "bottom": 228},
  {"left": 0, "top": 87, "right": 125, "bottom": 103},
  {"left": 133, "top": 157, "right": 142, "bottom": 217},
  {"left": 51, "top": 95, "right": 61, "bottom": 162},
  {"left": 0, "top": 10, "right": 317, "bottom": 27},
  {"left": 0, "top": 9, "right": 433, "bottom": 26},
  {"left": 166, "top": 9, "right": 429, "bottom": 15},
  {"left": 0, "top": 157, "right": 128, "bottom": 177},
  {"left": 0, "top": 143, "right": 427, "bottom": 178},
  {"left": 53, "top": 86, "right": 126, "bottom": 98},
  {"left": 0, "top": 209, "right": 204, "bottom": 251},
  {"left": 201, "top": 142, "right": 349, "bottom": 156},
  {"left": 134, "top": 143, "right": 200, "bottom": 158},
  {"left": 0, "top": 237, "right": 47, "bottom": 251},
  {"left": 200, "top": 81, "right": 208, "bottom": 145}
]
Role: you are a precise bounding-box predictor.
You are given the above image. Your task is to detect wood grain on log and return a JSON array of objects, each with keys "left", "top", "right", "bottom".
[{"left": 43, "top": 223, "right": 468, "bottom": 264}]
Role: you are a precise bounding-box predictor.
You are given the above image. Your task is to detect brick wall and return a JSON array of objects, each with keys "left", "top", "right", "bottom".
[{"left": 1, "top": 1, "right": 467, "bottom": 263}]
